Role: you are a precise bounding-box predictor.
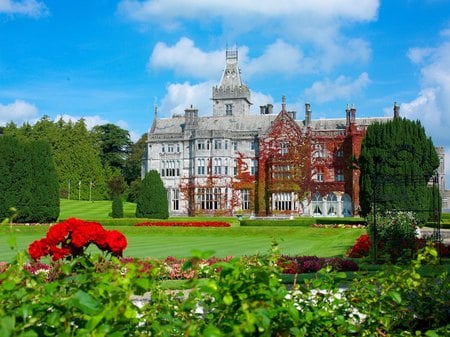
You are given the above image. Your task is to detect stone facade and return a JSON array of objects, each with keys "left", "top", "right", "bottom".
[{"left": 143, "top": 50, "right": 447, "bottom": 217}]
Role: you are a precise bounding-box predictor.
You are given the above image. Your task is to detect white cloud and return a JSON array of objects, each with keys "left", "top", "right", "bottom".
[
  {"left": 148, "top": 38, "right": 225, "bottom": 80},
  {"left": 407, "top": 47, "right": 434, "bottom": 64},
  {"left": 159, "top": 81, "right": 214, "bottom": 117},
  {"left": 118, "top": 0, "right": 378, "bottom": 23},
  {"left": 245, "top": 40, "right": 311, "bottom": 76},
  {"left": 125, "top": 1, "right": 377, "bottom": 71},
  {"left": 403, "top": 37, "right": 450, "bottom": 188},
  {"left": 303, "top": 72, "right": 371, "bottom": 103},
  {"left": 0, "top": 99, "right": 39, "bottom": 125},
  {"left": 0, "top": 0, "right": 48, "bottom": 17}
]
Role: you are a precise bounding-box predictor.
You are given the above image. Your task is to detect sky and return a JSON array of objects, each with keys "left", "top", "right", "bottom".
[{"left": 1, "top": 0, "right": 450, "bottom": 188}]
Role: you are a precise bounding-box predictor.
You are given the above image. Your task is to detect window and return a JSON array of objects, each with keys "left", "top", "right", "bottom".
[
  {"left": 167, "top": 144, "right": 174, "bottom": 153},
  {"left": 241, "top": 189, "right": 251, "bottom": 210},
  {"left": 224, "top": 140, "right": 228, "bottom": 150},
  {"left": 198, "top": 187, "right": 221, "bottom": 210},
  {"left": 197, "top": 158, "right": 205, "bottom": 175},
  {"left": 312, "top": 193, "right": 323, "bottom": 215},
  {"left": 280, "top": 142, "right": 288, "bottom": 155},
  {"left": 335, "top": 169, "right": 344, "bottom": 182},
  {"left": 273, "top": 192, "right": 292, "bottom": 211},
  {"left": 251, "top": 159, "right": 257, "bottom": 175},
  {"left": 213, "top": 158, "right": 222, "bottom": 175},
  {"left": 315, "top": 169, "right": 324, "bottom": 182},
  {"left": 272, "top": 165, "right": 291, "bottom": 179},
  {"left": 225, "top": 104, "right": 233, "bottom": 116},
  {"left": 161, "top": 144, "right": 165, "bottom": 153},
  {"left": 326, "top": 193, "right": 337, "bottom": 216},
  {"left": 314, "top": 143, "right": 324, "bottom": 158},
  {"left": 172, "top": 189, "right": 180, "bottom": 211},
  {"left": 335, "top": 149, "right": 344, "bottom": 157},
  {"left": 161, "top": 160, "right": 180, "bottom": 177},
  {"left": 197, "top": 141, "right": 205, "bottom": 150},
  {"left": 214, "top": 140, "right": 222, "bottom": 150},
  {"left": 250, "top": 140, "right": 258, "bottom": 150},
  {"left": 233, "top": 142, "right": 238, "bottom": 151}
]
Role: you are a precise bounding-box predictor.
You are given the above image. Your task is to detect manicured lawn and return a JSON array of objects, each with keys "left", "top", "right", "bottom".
[
  {"left": 0, "top": 225, "right": 365, "bottom": 262},
  {"left": 59, "top": 199, "right": 137, "bottom": 220}
]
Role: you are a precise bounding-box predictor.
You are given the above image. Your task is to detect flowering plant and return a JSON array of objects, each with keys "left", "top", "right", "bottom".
[
  {"left": 134, "top": 221, "right": 230, "bottom": 227},
  {"left": 28, "top": 218, "right": 127, "bottom": 261}
]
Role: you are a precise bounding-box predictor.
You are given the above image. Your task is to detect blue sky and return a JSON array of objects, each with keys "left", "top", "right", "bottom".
[{"left": 1, "top": 0, "right": 450, "bottom": 187}]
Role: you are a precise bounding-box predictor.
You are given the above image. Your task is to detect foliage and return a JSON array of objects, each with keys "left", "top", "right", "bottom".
[
  {"left": 0, "top": 136, "right": 60, "bottom": 223},
  {"left": 348, "top": 232, "right": 450, "bottom": 259},
  {"left": 3, "top": 117, "right": 110, "bottom": 200},
  {"left": 28, "top": 218, "right": 127, "bottom": 261},
  {"left": 111, "top": 196, "right": 124, "bottom": 219},
  {"left": 123, "top": 133, "right": 147, "bottom": 200},
  {"left": 92, "top": 123, "right": 132, "bottom": 173},
  {"left": 135, "top": 170, "right": 169, "bottom": 219},
  {"left": 359, "top": 117, "right": 440, "bottom": 222},
  {"left": 134, "top": 221, "right": 231, "bottom": 227},
  {"left": 371, "top": 211, "right": 419, "bottom": 262},
  {"left": 1, "top": 241, "right": 449, "bottom": 335}
]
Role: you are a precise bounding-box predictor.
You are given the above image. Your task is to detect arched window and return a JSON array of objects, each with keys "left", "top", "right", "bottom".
[
  {"left": 326, "top": 193, "right": 338, "bottom": 216},
  {"left": 312, "top": 193, "right": 323, "bottom": 215},
  {"left": 342, "top": 194, "right": 352, "bottom": 217}
]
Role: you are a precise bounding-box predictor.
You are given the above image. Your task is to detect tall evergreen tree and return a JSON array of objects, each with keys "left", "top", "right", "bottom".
[
  {"left": 0, "top": 136, "right": 59, "bottom": 222},
  {"left": 358, "top": 117, "right": 439, "bottom": 222},
  {"left": 135, "top": 170, "right": 169, "bottom": 219}
]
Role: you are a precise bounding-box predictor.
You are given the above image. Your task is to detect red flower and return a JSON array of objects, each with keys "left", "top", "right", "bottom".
[
  {"left": 106, "top": 230, "right": 127, "bottom": 256},
  {"left": 49, "top": 246, "right": 72, "bottom": 261},
  {"left": 28, "top": 238, "right": 50, "bottom": 261}
]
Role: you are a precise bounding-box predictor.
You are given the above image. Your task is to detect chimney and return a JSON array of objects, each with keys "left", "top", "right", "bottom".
[
  {"left": 184, "top": 105, "right": 198, "bottom": 128},
  {"left": 345, "top": 104, "right": 351, "bottom": 126},
  {"left": 260, "top": 105, "right": 266, "bottom": 114},
  {"left": 350, "top": 104, "right": 356, "bottom": 123},
  {"left": 393, "top": 102, "right": 400, "bottom": 118},
  {"left": 288, "top": 111, "right": 297, "bottom": 120},
  {"left": 267, "top": 104, "right": 273, "bottom": 114},
  {"left": 305, "top": 102, "right": 311, "bottom": 127}
]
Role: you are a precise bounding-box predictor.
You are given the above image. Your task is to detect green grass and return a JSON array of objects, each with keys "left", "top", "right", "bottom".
[
  {"left": 0, "top": 225, "right": 365, "bottom": 262},
  {"left": 59, "top": 199, "right": 137, "bottom": 220},
  {"left": 0, "top": 199, "right": 365, "bottom": 262}
]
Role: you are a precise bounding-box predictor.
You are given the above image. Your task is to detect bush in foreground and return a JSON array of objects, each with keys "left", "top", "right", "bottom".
[{"left": 1, "top": 237, "right": 449, "bottom": 336}]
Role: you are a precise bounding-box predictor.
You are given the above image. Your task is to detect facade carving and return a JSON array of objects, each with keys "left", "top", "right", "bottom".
[{"left": 143, "top": 50, "right": 448, "bottom": 216}]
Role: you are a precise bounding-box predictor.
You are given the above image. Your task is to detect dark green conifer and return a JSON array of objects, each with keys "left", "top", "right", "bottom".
[{"left": 135, "top": 170, "right": 169, "bottom": 219}]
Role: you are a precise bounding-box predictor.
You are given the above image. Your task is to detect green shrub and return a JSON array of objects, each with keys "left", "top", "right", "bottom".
[
  {"left": 111, "top": 196, "right": 124, "bottom": 218},
  {"left": 135, "top": 170, "right": 168, "bottom": 219},
  {"left": 370, "top": 211, "right": 419, "bottom": 262}
]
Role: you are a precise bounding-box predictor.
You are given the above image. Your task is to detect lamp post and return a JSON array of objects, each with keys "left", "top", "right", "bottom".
[
  {"left": 68, "top": 180, "right": 71, "bottom": 200},
  {"left": 78, "top": 180, "right": 81, "bottom": 200}
]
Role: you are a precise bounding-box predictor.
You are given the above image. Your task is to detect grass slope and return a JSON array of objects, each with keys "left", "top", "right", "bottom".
[{"left": 59, "top": 199, "right": 136, "bottom": 220}]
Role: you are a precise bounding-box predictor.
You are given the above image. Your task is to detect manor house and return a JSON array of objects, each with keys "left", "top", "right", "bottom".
[{"left": 142, "top": 50, "right": 447, "bottom": 216}]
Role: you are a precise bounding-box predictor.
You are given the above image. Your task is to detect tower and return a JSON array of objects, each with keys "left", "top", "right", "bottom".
[{"left": 212, "top": 49, "right": 252, "bottom": 117}]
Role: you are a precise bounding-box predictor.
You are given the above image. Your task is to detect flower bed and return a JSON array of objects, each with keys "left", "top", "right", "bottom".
[
  {"left": 312, "top": 223, "right": 366, "bottom": 228},
  {"left": 134, "top": 221, "right": 231, "bottom": 227},
  {"left": 348, "top": 233, "right": 450, "bottom": 258},
  {"left": 278, "top": 255, "right": 358, "bottom": 274}
]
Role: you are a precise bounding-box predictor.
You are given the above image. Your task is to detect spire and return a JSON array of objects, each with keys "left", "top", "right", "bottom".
[
  {"left": 281, "top": 95, "right": 286, "bottom": 112},
  {"left": 393, "top": 101, "right": 400, "bottom": 118},
  {"left": 218, "top": 48, "right": 244, "bottom": 89}
]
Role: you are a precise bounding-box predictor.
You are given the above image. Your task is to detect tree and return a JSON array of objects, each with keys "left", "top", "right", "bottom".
[
  {"left": 92, "top": 123, "right": 132, "bottom": 173},
  {"left": 135, "top": 170, "right": 169, "bottom": 219},
  {"left": 108, "top": 175, "right": 126, "bottom": 218},
  {"left": 124, "top": 133, "right": 147, "bottom": 202},
  {"left": 0, "top": 136, "right": 60, "bottom": 223},
  {"left": 358, "top": 117, "right": 440, "bottom": 223}
]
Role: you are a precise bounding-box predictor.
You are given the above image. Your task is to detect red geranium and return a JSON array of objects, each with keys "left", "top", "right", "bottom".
[{"left": 106, "top": 230, "right": 127, "bottom": 255}]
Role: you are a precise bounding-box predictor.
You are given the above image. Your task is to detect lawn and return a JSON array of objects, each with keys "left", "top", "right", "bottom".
[
  {"left": 0, "top": 199, "right": 366, "bottom": 262},
  {"left": 0, "top": 225, "right": 365, "bottom": 262}
]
